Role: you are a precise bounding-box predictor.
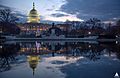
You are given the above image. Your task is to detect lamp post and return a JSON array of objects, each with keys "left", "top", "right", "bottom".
[{"left": 88, "top": 31, "right": 91, "bottom": 36}]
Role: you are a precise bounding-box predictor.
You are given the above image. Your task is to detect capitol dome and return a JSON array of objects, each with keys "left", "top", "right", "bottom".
[
  {"left": 27, "top": 2, "right": 40, "bottom": 23},
  {"left": 30, "top": 9, "right": 37, "bottom": 14}
]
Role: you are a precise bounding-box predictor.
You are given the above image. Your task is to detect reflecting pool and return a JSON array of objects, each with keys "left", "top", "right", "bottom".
[{"left": 0, "top": 41, "right": 120, "bottom": 78}]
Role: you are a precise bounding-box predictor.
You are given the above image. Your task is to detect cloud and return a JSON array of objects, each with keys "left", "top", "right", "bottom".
[
  {"left": 0, "top": 4, "right": 26, "bottom": 17},
  {"left": 60, "top": 0, "right": 120, "bottom": 20},
  {"left": 0, "top": 4, "right": 10, "bottom": 9},
  {"left": 0, "top": 4, "right": 27, "bottom": 23},
  {"left": 43, "top": 14, "right": 83, "bottom": 22},
  {"left": 46, "top": 8, "right": 54, "bottom": 11},
  {"left": 51, "top": 13, "right": 69, "bottom": 17},
  {"left": 46, "top": 5, "right": 55, "bottom": 11},
  {"left": 15, "top": 11, "right": 27, "bottom": 17},
  {"left": 13, "top": 11, "right": 27, "bottom": 23}
]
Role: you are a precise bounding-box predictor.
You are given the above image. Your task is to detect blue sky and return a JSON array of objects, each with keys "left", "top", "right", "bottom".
[{"left": 0, "top": 0, "right": 120, "bottom": 22}]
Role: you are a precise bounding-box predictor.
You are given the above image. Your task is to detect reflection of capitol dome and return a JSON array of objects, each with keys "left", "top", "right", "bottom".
[
  {"left": 27, "top": 55, "right": 40, "bottom": 76},
  {"left": 27, "top": 2, "right": 40, "bottom": 23}
]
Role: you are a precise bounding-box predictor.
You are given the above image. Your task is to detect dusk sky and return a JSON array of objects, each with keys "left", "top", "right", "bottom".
[{"left": 0, "top": 0, "right": 120, "bottom": 22}]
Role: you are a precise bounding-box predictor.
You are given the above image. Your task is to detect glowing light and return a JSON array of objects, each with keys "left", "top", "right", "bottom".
[
  {"left": 116, "top": 35, "right": 118, "bottom": 38},
  {"left": 116, "top": 41, "right": 118, "bottom": 44},
  {"left": 36, "top": 41, "right": 40, "bottom": 50},
  {"left": 44, "top": 15, "right": 83, "bottom": 22},
  {"left": 89, "top": 45, "right": 91, "bottom": 48},
  {"left": 0, "top": 29, "right": 3, "bottom": 33},
  {"left": 88, "top": 32, "right": 91, "bottom": 35},
  {"left": 0, "top": 46, "right": 2, "bottom": 48}
]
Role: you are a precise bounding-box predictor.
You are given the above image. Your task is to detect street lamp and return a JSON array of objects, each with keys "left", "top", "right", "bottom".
[
  {"left": 88, "top": 31, "right": 91, "bottom": 35},
  {"left": 0, "top": 46, "right": 2, "bottom": 48},
  {"left": 116, "top": 41, "right": 118, "bottom": 44},
  {"left": 116, "top": 35, "right": 118, "bottom": 38}
]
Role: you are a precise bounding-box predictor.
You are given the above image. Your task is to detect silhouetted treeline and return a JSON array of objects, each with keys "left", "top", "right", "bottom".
[{"left": 0, "top": 8, "right": 20, "bottom": 35}]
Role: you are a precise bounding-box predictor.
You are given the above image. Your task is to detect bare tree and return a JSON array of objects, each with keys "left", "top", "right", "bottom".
[
  {"left": 116, "top": 19, "right": 120, "bottom": 26},
  {"left": 0, "top": 8, "right": 20, "bottom": 35},
  {"left": 0, "top": 9, "right": 18, "bottom": 23},
  {"left": 86, "top": 18, "right": 101, "bottom": 29}
]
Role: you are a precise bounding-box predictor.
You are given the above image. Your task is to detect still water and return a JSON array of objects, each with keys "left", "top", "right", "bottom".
[{"left": 0, "top": 41, "right": 120, "bottom": 78}]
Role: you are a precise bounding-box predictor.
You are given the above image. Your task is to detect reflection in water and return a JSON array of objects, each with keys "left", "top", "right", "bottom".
[
  {"left": 0, "top": 44, "right": 20, "bottom": 72},
  {"left": 27, "top": 55, "right": 40, "bottom": 76},
  {"left": 0, "top": 41, "right": 120, "bottom": 78}
]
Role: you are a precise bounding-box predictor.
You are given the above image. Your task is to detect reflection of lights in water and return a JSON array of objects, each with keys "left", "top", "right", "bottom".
[
  {"left": 40, "top": 28, "right": 42, "bottom": 31},
  {"left": 21, "top": 48, "right": 25, "bottom": 52},
  {"left": 36, "top": 41, "right": 40, "bottom": 48},
  {"left": 27, "top": 28, "right": 29, "bottom": 31},
  {"left": 26, "top": 48, "right": 29, "bottom": 50},
  {"left": 0, "top": 46, "right": 2, "bottom": 48},
  {"left": 0, "top": 31, "right": 2, "bottom": 33},
  {"left": 27, "top": 55, "right": 40, "bottom": 76},
  {"left": 41, "top": 42, "right": 44, "bottom": 45},
  {"left": 43, "top": 47, "right": 47, "bottom": 50},
  {"left": 116, "top": 41, "right": 118, "bottom": 44},
  {"left": 79, "top": 46, "right": 82, "bottom": 49},
  {"left": 37, "top": 47, "right": 39, "bottom": 51},
  {"left": 104, "top": 53, "right": 116, "bottom": 57},
  {"left": 20, "top": 43, "right": 22, "bottom": 46},
  {"left": 89, "top": 45, "right": 91, "bottom": 48},
  {"left": 40, "top": 48, "right": 43, "bottom": 50},
  {"left": 88, "top": 32, "right": 91, "bottom": 35},
  {"left": 116, "top": 35, "right": 118, "bottom": 38},
  {"left": 43, "top": 56, "right": 84, "bottom": 67}
]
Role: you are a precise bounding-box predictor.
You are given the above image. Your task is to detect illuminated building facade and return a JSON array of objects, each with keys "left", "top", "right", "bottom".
[
  {"left": 27, "top": 2, "right": 40, "bottom": 23},
  {"left": 18, "top": 2, "right": 70, "bottom": 37}
]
